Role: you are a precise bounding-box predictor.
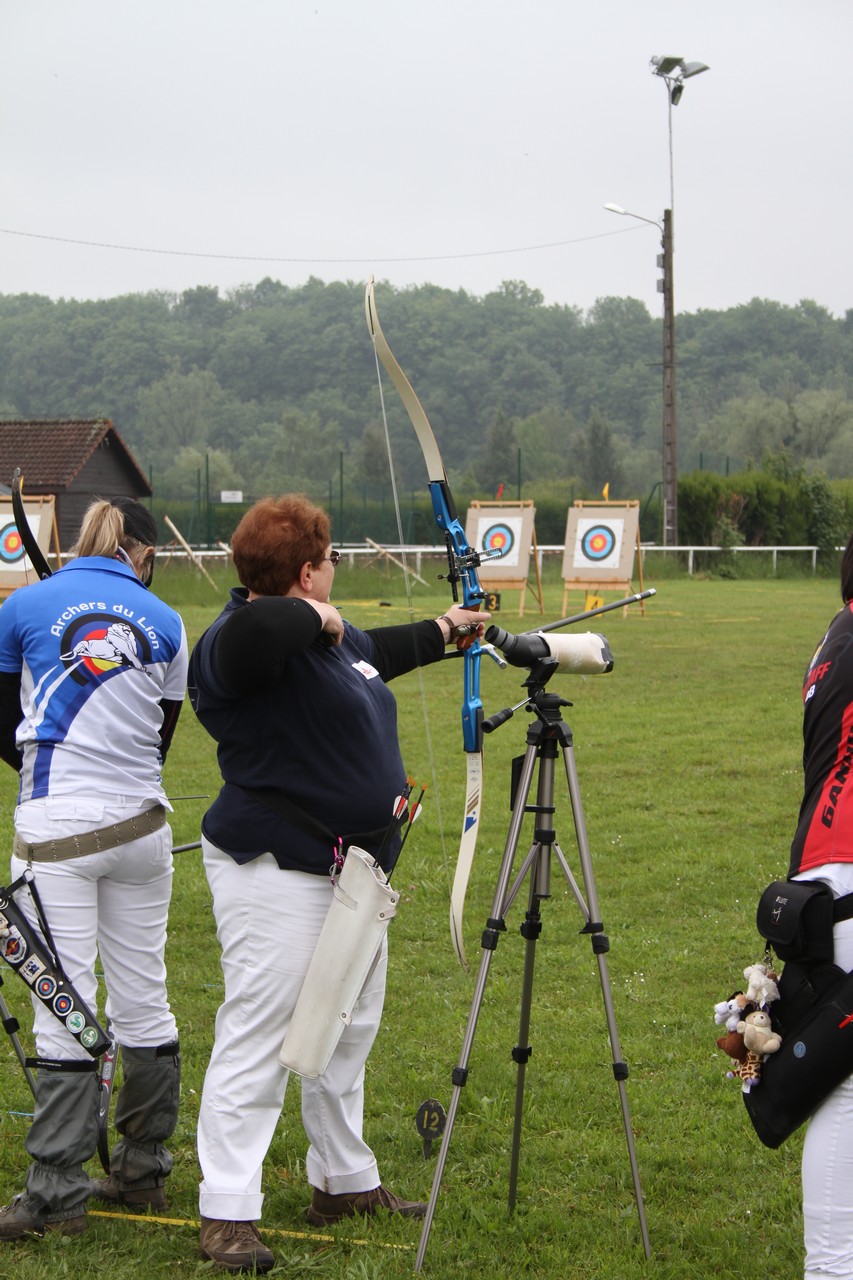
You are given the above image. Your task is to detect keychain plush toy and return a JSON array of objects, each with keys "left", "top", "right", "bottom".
[
  {"left": 738, "top": 1008, "right": 782, "bottom": 1057},
  {"left": 714, "top": 961, "right": 781, "bottom": 1091},
  {"left": 742, "top": 963, "right": 780, "bottom": 1009}
]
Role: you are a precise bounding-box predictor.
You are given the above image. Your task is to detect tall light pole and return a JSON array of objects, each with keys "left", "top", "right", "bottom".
[
  {"left": 604, "top": 56, "right": 708, "bottom": 548},
  {"left": 604, "top": 204, "right": 674, "bottom": 543},
  {"left": 648, "top": 54, "right": 708, "bottom": 547}
]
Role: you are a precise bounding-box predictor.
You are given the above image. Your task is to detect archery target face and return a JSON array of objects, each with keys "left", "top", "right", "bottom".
[
  {"left": 0, "top": 520, "right": 29, "bottom": 565},
  {"left": 464, "top": 506, "right": 536, "bottom": 581},
  {"left": 0, "top": 512, "right": 42, "bottom": 575},
  {"left": 573, "top": 518, "right": 624, "bottom": 571},
  {"left": 476, "top": 517, "right": 522, "bottom": 568}
]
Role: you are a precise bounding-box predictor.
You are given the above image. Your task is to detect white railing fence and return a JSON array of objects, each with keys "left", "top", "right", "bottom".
[{"left": 147, "top": 543, "right": 833, "bottom": 577}]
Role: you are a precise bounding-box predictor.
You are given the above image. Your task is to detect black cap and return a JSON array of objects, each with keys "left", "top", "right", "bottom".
[{"left": 110, "top": 497, "right": 157, "bottom": 547}]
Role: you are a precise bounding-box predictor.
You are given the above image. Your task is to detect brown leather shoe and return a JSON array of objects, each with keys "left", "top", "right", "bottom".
[
  {"left": 198, "top": 1216, "right": 275, "bottom": 1273},
  {"left": 0, "top": 1194, "right": 87, "bottom": 1240},
  {"left": 307, "top": 1184, "right": 427, "bottom": 1226},
  {"left": 90, "top": 1175, "right": 168, "bottom": 1212}
]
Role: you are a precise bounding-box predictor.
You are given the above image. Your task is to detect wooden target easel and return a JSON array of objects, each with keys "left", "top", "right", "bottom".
[
  {"left": 0, "top": 495, "right": 62, "bottom": 597},
  {"left": 561, "top": 500, "right": 646, "bottom": 616},
  {"left": 465, "top": 501, "right": 543, "bottom": 617}
]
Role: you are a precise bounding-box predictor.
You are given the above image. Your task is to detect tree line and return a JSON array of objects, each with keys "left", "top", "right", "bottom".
[{"left": 0, "top": 277, "right": 851, "bottom": 547}]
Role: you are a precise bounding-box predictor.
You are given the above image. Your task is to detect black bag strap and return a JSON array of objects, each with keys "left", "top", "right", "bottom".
[
  {"left": 242, "top": 786, "right": 338, "bottom": 845},
  {"left": 834, "top": 892, "right": 853, "bottom": 923},
  {"left": 240, "top": 786, "right": 385, "bottom": 852}
]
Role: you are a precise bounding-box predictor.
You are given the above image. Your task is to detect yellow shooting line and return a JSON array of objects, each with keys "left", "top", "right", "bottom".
[{"left": 87, "top": 1209, "right": 413, "bottom": 1250}]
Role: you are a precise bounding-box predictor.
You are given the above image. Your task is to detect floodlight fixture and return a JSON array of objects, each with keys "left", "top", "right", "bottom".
[
  {"left": 650, "top": 55, "right": 683, "bottom": 76},
  {"left": 650, "top": 53, "right": 710, "bottom": 106}
]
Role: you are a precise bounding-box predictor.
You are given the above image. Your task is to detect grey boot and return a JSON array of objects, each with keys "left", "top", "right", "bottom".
[
  {"left": 101, "top": 1041, "right": 181, "bottom": 1195},
  {"left": 21, "top": 1062, "right": 99, "bottom": 1225}
]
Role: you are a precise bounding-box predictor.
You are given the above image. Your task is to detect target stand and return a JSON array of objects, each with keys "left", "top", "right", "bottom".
[
  {"left": 465, "top": 501, "right": 543, "bottom": 618},
  {"left": 560, "top": 500, "right": 645, "bottom": 617},
  {"left": 0, "top": 495, "right": 61, "bottom": 596}
]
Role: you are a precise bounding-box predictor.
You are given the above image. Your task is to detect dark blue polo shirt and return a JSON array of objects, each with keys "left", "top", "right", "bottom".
[{"left": 189, "top": 589, "right": 443, "bottom": 874}]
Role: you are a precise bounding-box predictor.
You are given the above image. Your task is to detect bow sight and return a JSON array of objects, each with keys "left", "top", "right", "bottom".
[{"left": 437, "top": 541, "right": 502, "bottom": 596}]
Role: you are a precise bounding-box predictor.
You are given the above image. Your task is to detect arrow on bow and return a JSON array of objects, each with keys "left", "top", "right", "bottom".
[
  {"left": 11, "top": 469, "right": 52, "bottom": 580},
  {"left": 365, "top": 277, "right": 486, "bottom": 970}
]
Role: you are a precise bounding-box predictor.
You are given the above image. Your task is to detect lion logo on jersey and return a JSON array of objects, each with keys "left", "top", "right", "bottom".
[
  {"left": 59, "top": 614, "right": 153, "bottom": 685},
  {"left": 65, "top": 621, "right": 146, "bottom": 672}
]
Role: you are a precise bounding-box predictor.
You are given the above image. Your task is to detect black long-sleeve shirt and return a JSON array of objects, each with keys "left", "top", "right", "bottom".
[{"left": 189, "top": 590, "right": 444, "bottom": 873}]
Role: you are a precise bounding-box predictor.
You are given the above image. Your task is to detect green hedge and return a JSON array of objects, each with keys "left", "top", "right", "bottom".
[
  {"left": 153, "top": 470, "right": 849, "bottom": 559},
  {"left": 679, "top": 467, "right": 847, "bottom": 559}
]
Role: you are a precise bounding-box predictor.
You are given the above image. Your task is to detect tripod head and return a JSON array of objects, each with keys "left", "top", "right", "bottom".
[{"left": 483, "top": 656, "right": 574, "bottom": 735}]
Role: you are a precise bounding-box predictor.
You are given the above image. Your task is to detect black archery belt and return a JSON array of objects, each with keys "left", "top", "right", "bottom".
[{"left": 12, "top": 805, "right": 167, "bottom": 862}]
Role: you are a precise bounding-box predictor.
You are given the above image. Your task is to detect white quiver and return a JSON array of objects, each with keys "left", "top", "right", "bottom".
[{"left": 278, "top": 846, "right": 400, "bottom": 1078}]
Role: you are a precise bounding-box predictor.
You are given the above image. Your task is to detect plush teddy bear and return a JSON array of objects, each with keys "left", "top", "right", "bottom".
[
  {"left": 742, "top": 963, "right": 780, "bottom": 1009},
  {"left": 714, "top": 992, "right": 752, "bottom": 1033},
  {"left": 737, "top": 1009, "right": 782, "bottom": 1057},
  {"left": 716, "top": 1029, "right": 748, "bottom": 1063}
]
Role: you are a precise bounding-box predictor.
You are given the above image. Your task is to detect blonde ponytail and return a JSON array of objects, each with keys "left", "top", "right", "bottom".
[{"left": 72, "top": 501, "right": 126, "bottom": 559}]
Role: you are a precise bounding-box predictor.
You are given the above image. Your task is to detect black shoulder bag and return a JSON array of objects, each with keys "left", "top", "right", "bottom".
[{"left": 743, "top": 879, "right": 853, "bottom": 1148}]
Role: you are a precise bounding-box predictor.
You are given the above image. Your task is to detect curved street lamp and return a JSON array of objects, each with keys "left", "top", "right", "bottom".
[{"left": 603, "top": 204, "right": 661, "bottom": 232}]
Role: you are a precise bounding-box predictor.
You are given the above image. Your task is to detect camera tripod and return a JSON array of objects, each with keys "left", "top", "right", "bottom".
[{"left": 415, "top": 661, "right": 651, "bottom": 1270}]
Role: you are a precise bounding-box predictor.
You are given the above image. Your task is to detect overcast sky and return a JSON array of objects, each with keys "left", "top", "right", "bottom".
[{"left": 1, "top": 1, "right": 850, "bottom": 319}]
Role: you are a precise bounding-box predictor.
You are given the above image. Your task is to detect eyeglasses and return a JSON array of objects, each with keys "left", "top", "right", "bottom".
[{"left": 323, "top": 550, "right": 342, "bottom": 567}]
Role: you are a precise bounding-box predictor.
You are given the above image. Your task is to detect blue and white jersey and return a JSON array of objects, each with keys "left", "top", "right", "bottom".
[{"left": 0, "top": 557, "right": 188, "bottom": 805}]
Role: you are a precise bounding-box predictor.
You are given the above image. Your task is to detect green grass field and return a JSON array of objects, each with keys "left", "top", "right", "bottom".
[{"left": 0, "top": 561, "right": 840, "bottom": 1279}]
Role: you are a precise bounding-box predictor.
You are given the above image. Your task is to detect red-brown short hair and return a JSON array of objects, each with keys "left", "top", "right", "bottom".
[{"left": 231, "top": 495, "right": 331, "bottom": 596}]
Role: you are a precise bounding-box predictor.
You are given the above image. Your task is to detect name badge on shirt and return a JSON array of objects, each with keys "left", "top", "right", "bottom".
[{"left": 352, "top": 660, "right": 379, "bottom": 680}]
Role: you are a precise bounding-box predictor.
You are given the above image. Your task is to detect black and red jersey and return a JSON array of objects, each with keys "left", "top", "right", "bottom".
[{"left": 790, "top": 601, "right": 853, "bottom": 875}]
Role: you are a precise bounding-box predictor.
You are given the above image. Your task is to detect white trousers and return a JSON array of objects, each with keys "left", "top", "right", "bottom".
[
  {"left": 9, "top": 796, "right": 177, "bottom": 1059},
  {"left": 197, "top": 839, "right": 386, "bottom": 1222},
  {"left": 797, "top": 865, "right": 853, "bottom": 1279}
]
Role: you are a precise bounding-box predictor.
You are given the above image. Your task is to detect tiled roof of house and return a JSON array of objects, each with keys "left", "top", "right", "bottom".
[{"left": 0, "top": 419, "right": 150, "bottom": 495}]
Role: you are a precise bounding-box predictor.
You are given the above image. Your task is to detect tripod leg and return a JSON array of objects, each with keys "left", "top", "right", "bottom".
[
  {"left": 561, "top": 738, "right": 652, "bottom": 1259},
  {"left": 0, "top": 972, "right": 36, "bottom": 1097},
  {"left": 415, "top": 739, "right": 540, "bottom": 1273},
  {"left": 507, "top": 850, "right": 546, "bottom": 1212}
]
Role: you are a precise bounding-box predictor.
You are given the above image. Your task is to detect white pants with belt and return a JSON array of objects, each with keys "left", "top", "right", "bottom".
[
  {"left": 197, "top": 838, "right": 386, "bottom": 1223},
  {"left": 10, "top": 795, "right": 177, "bottom": 1058},
  {"left": 797, "top": 863, "right": 853, "bottom": 1279}
]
